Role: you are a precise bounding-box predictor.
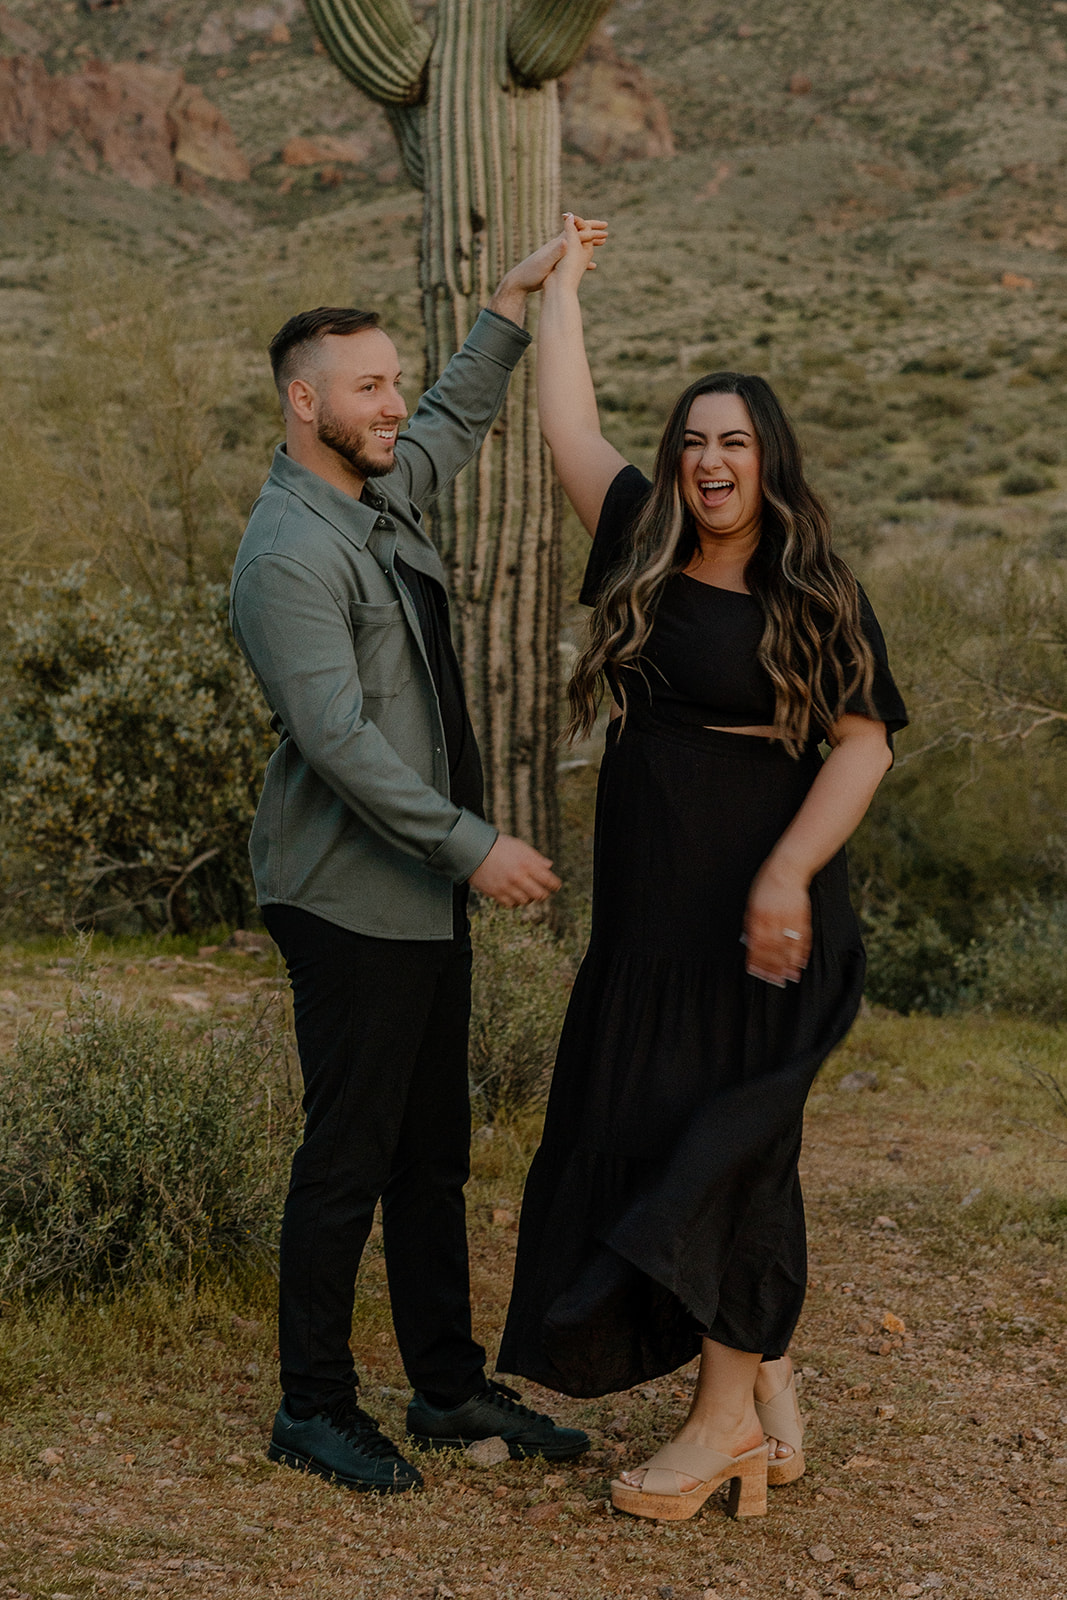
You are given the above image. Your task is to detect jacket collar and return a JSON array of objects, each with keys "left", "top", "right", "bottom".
[{"left": 266, "top": 444, "right": 391, "bottom": 552}]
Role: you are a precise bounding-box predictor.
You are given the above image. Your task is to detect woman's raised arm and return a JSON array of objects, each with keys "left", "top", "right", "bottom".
[{"left": 539, "top": 214, "right": 628, "bottom": 537}]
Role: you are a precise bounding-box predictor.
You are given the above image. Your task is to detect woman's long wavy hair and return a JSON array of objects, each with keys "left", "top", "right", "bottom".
[{"left": 565, "top": 372, "right": 876, "bottom": 756}]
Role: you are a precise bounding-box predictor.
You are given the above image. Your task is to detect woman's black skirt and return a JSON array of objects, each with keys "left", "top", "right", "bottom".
[{"left": 497, "top": 709, "right": 865, "bottom": 1398}]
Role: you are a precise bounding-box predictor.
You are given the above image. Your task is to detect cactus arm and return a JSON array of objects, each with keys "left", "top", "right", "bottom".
[
  {"left": 385, "top": 105, "right": 426, "bottom": 188},
  {"left": 507, "top": 0, "right": 615, "bottom": 87},
  {"left": 305, "top": 0, "right": 433, "bottom": 105}
]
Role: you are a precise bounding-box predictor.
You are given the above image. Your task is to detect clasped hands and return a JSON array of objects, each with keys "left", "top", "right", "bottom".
[{"left": 491, "top": 214, "right": 608, "bottom": 316}]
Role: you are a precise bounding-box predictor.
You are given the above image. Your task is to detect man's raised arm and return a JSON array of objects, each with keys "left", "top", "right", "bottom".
[{"left": 394, "top": 222, "right": 607, "bottom": 507}]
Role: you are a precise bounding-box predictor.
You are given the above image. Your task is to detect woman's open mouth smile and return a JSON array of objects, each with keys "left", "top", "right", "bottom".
[{"left": 698, "top": 478, "right": 735, "bottom": 508}]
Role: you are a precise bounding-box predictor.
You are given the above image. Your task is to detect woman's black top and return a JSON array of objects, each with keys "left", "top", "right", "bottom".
[{"left": 580, "top": 465, "right": 908, "bottom": 744}]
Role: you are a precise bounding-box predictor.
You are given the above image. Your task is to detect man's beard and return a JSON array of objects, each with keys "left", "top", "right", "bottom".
[{"left": 315, "top": 405, "right": 394, "bottom": 479}]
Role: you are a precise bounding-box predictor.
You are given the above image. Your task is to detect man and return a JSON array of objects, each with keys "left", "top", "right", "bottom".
[{"left": 230, "top": 233, "right": 598, "bottom": 1493}]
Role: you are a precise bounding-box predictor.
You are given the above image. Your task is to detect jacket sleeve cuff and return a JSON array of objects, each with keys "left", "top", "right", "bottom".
[
  {"left": 426, "top": 808, "right": 499, "bottom": 881},
  {"left": 465, "top": 307, "right": 532, "bottom": 369}
]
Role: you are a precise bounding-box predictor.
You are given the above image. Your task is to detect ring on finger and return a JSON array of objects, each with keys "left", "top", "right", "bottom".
[{"left": 782, "top": 928, "right": 801, "bottom": 940}]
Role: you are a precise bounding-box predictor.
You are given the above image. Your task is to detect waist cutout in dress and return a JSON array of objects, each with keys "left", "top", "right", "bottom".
[{"left": 616, "top": 700, "right": 824, "bottom": 768}]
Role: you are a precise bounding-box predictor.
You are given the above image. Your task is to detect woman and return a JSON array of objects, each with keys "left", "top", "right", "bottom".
[{"left": 498, "top": 218, "right": 907, "bottom": 1522}]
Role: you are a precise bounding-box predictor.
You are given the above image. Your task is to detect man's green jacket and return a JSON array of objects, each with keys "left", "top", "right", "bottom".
[{"left": 230, "top": 308, "right": 530, "bottom": 940}]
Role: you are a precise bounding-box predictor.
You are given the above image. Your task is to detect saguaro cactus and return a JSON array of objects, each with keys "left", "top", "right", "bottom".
[{"left": 306, "top": 0, "right": 613, "bottom": 855}]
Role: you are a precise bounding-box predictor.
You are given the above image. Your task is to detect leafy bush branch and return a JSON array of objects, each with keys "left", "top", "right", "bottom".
[
  {"left": 0, "top": 568, "right": 274, "bottom": 932},
  {"left": 0, "top": 959, "right": 298, "bottom": 1297}
]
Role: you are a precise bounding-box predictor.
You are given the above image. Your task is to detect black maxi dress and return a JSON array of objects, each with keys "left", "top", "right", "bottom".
[{"left": 497, "top": 467, "right": 908, "bottom": 1399}]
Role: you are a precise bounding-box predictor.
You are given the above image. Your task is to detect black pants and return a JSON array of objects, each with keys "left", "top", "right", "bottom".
[{"left": 263, "top": 900, "right": 486, "bottom": 1413}]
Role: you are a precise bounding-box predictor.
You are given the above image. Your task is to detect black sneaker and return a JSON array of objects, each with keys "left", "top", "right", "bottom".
[
  {"left": 406, "top": 1379, "right": 589, "bottom": 1461},
  {"left": 267, "top": 1395, "right": 422, "bottom": 1493}
]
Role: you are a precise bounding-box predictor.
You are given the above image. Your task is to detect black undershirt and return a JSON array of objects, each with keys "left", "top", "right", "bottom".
[
  {"left": 393, "top": 555, "right": 484, "bottom": 822},
  {"left": 394, "top": 556, "right": 484, "bottom": 937}
]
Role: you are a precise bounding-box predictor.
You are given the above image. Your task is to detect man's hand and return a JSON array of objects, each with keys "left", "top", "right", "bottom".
[
  {"left": 488, "top": 216, "right": 608, "bottom": 326},
  {"left": 469, "top": 833, "right": 561, "bottom": 907}
]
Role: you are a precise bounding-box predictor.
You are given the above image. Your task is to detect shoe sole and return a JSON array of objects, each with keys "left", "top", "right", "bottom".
[
  {"left": 768, "top": 1447, "right": 805, "bottom": 1487},
  {"left": 266, "top": 1440, "right": 421, "bottom": 1493},
  {"left": 407, "top": 1432, "right": 588, "bottom": 1462},
  {"left": 609, "top": 1444, "right": 769, "bottom": 1522}
]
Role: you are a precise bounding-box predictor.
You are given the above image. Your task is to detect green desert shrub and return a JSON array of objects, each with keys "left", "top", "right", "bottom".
[
  {"left": 1020, "top": 437, "right": 1062, "bottom": 466},
  {"left": 900, "top": 347, "right": 964, "bottom": 376},
  {"left": 0, "top": 567, "right": 273, "bottom": 932},
  {"left": 960, "top": 358, "right": 996, "bottom": 380},
  {"left": 1001, "top": 466, "right": 1053, "bottom": 496},
  {"left": 862, "top": 902, "right": 964, "bottom": 1015},
  {"left": 898, "top": 464, "right": 985, "bottom": 505},
  {"left": 952, "top": 516, "right": 1004, "bottom": 542},
  {"left": 801, "top": 383, "right": 881, "bottom": 430},
  {"left": 0, "top": 969, "right": 297, "bottom": 1296},
  {"left": 909, "top": 382, "right": 970, "bottom": 421},
  {"left": 469, "top": 904, "right": 575, "bottom": 1120},
  {"left": 964, "top": 902, "right": 1067, "bottom": 1022},
  {"left": 1025, "top": 345, "right": 1067, "bottom": 382}
]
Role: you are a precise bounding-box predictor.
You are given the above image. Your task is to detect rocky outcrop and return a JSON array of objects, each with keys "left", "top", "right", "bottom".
[
  {"left": 0, "top": 55, "right": 250, "bottom": 186},
  {"left": 0, "top": 20, "right": 669, "bottom": 192},
  {"left": 559, "top": 26, "right": 674, "bottom": 165}
]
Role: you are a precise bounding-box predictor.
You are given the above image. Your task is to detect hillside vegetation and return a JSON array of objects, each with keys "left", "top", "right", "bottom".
[{"left": 0, "top": 0, "right": 1065, "bottom": 1003}]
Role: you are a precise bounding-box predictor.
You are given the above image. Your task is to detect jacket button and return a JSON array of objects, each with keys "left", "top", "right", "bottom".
[{"left": 375, "top": 515, "right": 395, "bottom": 531}]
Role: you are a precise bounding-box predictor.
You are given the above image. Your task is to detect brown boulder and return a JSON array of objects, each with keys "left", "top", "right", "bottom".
[
  {"left": 281, "top": 132, "right": 374, "bottom": 168},
  {"left": 560, "top": 26, "right": 674, "bottom": 165},
  {"left": 276, "top": 107, "right": 402, "bottom": 184},
  {"left": 170, "top": 74, "right": 250, "bottom": 180},
  {"left": 0, "top": 55, "right": 249, "bottom": 185}
]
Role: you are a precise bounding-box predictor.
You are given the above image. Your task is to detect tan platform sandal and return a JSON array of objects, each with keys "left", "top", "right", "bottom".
[
  {"left": 610, "top": 1439, "right": 768, "bottom": 1522},
  {"left": 755, "top": 1369, "right": 805, "bottom": 1487}
]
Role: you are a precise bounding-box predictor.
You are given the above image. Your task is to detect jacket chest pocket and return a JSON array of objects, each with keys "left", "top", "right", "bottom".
[{"left": 349, "top": 599, "right": 412, "bottom": 699}]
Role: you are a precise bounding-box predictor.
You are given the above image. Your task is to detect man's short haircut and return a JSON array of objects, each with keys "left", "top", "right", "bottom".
[{"left": 268, "top": 306, "right": 381, "bottom": 407}]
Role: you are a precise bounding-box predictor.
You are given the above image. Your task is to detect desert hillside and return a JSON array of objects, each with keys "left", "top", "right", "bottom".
[{"left": 2, "top": 0, "right": 1067, "bottom": 982}]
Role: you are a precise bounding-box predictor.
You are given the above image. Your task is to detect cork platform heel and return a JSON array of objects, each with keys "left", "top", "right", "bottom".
[{"left": 610, "top": 1440, "right": 768, "bottom": 1522}]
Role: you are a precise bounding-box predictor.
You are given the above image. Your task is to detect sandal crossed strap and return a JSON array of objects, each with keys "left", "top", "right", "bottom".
[
  {"left": 755, "top": 1369, "right": 805, "bottom": 1486},
  {"left": 610, "top": 1438, "right": 768, "bottom": 1522}
]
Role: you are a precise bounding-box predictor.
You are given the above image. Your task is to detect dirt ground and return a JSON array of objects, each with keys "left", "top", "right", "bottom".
[{"left": 0, "top": 953, "right": 1064, "bottom": 1600}]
